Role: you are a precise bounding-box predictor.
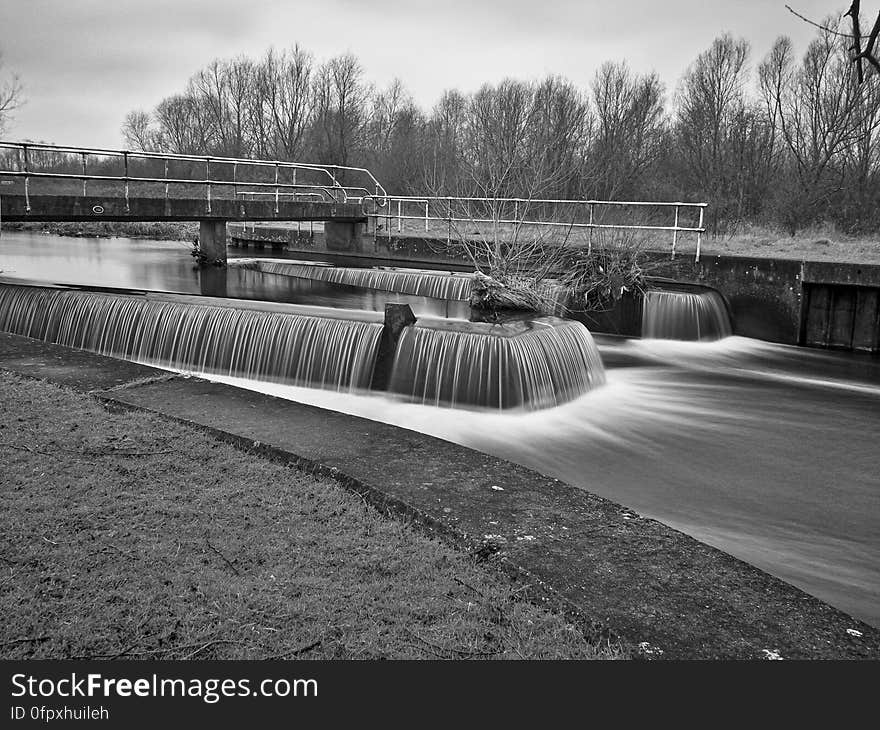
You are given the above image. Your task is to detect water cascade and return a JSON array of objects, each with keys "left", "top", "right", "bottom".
[
  {"left": 0, "top": 284, "right": 383, "bottom": 391},
  {"left": 237, "top": 261, "right": 475, "bottom": 300},
  {"left": 388, "top": 317, "right": 605, "bottom": 410},
  {"left": 642, "top": 288, "right": 732, "bottom": 341}
]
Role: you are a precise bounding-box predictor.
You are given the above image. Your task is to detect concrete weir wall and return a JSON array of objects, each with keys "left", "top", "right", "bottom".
[
  {"left": 648, "top": 255, "right": 880, "bottom": 351},
  {"left": 227, "top": 224, "right": 880, "bottom": 352}
]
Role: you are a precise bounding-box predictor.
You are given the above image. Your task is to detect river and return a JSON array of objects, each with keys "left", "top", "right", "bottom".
[{"left": 1, "top": 230, "right": 878, "bottom": 626}]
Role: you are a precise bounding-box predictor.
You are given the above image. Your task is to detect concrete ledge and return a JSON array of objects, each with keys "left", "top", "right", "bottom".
[
  {"left": 0, "top": 195, "right": 367, "bottom": 223},
  {"left": 1, "top": 331, "right": 878, "bottom": 659}
]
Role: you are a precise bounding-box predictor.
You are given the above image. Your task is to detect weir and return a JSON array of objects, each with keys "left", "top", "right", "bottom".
[
  {"left": 0, "top": 284, "right": 384, "bottom": 391},
  {"left": 235, "top": 260, "right": 476, "bottom": 300},
  {"left": 641, "top": 288, "right": 732, "bottom": 341},
  {"left": 388, "top": 317, "right": 605, "bottom": 410},
  {"left": 0, "top": 282, "right": 605, "bottom": 410}
]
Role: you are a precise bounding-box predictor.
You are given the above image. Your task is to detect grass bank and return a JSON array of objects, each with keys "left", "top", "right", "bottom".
[
  {"left": 0, "top": 372, "right": 624, "bottom": 660},
  {"left": 388, "top": 219, "right": 880, "bottom": 265}
]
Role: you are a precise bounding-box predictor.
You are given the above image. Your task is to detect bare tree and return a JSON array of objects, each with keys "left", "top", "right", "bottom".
[
  {"left": 0, "top": 52, "right": 23, "bottom": 135},
  {"left": 675, "top": 34, "right": 774, "bottom": 234},
  {"left": 311, "top": 53, "right": 370, "bottom": 177},
  {"left": 121, "top": 110, "right": 155, "bottom": 151},
  {"left": 759, "top": 23, "right": 880, "bottom": 231},
  {"left": 424, "top": 89, "right": 468, "bottom": 192},
  {"left": 786, "top": 2, "right": 880, "bottom": 82},
  {"left": 258, "top": 46, "right": 315, "bottom": 160},
  {"left": 366, "top": 78, "right": 426, "bottom": 192},
  {"left": 189, "top": 58, "right": 256, "bottom": 158},
  {"left": 151, "top": 92, "right": 214, "bottom": 154},
  {"left": 527, "top": 76, "right": 592, "bottom": 199},
  {"left": 588, "top": 62, "right": 666, "bottom": 200}
]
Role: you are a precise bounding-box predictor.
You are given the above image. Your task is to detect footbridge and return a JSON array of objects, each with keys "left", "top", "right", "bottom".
[{"left": 0, "top": 142, "right": 386, "bottom": 263}]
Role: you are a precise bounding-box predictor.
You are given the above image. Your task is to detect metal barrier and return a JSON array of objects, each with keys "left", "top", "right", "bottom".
[
  {"left": 0, "top": 141, "right": 389, "bottom": 215},
  {"left": 376, "top": 196, "right": 708, "bottom": 262}
]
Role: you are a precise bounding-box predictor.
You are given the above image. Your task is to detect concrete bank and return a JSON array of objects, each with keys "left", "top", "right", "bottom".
[{"left": 1, "top": 331, "right": 878, "bottom": 659}]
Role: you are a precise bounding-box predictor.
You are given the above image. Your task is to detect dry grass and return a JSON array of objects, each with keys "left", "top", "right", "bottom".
[
  {"left": 385, "top": 218, "right": 880, "bottom": 265},
  {"left": 0, "top": 372, "right": 625, "bottom": 661},
  {"left": 667, "top": 222, "right": 880, "bottom": 264}
]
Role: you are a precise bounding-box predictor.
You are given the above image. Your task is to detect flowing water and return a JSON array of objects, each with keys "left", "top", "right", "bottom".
[
  {"left": 1, "top": 231, "right": 877, "bottom": 626},
  {"left": 235, "top": 259, "right": 476, "bottom": 300},
  {"left": 642, "top": 288, "right": 733, "bottom": 340},
  {"left": 0, "top": 284, "right": 383, "bottom": 391},
  {"left": 184, "top": 339, "right": 880, "bottom": 627},
  {"left": 388, "top": 318, "right": 605, "bottom": 409}
]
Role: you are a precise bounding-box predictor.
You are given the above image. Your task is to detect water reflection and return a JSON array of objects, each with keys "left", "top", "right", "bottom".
[{"left": 0, "top": 231, "right": 470, "bottom": 318}]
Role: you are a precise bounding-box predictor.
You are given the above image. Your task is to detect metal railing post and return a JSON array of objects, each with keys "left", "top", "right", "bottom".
[
  {"left": 696, "top": 206, "right": 704, "bottom": 263},
  {"left": 81, "top": 153, "right": 87, "bottom": 197},
  {"left": 425, "top": 201, "right": 429, "bottom": 232},
  {"left": 164, "top": 159, "right": 169, "bottom": 200},
  {"left": 274, "top": 163, "right": 280, "bottom": 214},
  {"left": 672, "top": 204, "right": 679, "bottom": 259},
  {"left": 205, "top": 158, "right": 211, "bottom": 214},
  {"left": 588, "top": 202, "right": 594, "bottom": 255},
  {"left": 397, "top": 199, "right": 402, "bottom": 232},
  {"left": 447, "top": 196, "right": 452, "bottom": 245},
  {"left": 22, "top": 143, "right": 30, "bottom": 213},
  {"left": 123, "top": 151, "right": 130, "bottom": 213}
]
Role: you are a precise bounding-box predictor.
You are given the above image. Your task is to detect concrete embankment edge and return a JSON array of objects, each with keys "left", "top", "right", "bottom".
[{"left": 1, "top": 331, "right": 877, "bottom": 660}]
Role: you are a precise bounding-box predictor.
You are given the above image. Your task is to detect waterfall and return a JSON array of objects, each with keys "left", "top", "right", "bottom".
[
  {"left": 642, "top": 288, "right": 732, "bottom": 341},
  {"left": 237, "top": 261, "right": 475, "bottom": 300},
  {"left": 387, "top": 317, "right": 605, "bottom": 410},
  {"left": 0, "top": 284, "right": 383, "bottom": 391}
]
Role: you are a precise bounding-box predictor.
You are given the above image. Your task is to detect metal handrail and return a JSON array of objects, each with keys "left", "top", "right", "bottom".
[
  {"left": 376, "top": 195, "right": 708, "bottom": 262},
  {"left": 0, "top": 140, "right": 390, "bottom": 212},
  {"left": 0, "top": 141, "right": 389, "bottom": 197}
]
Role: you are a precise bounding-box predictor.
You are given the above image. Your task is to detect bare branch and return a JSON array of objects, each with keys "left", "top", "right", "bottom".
[{"left": 785, "top": 5, "right": 853, "bottom": 38}]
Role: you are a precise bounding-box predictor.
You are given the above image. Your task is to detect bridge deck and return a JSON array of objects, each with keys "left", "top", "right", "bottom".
[{"left": 0, "top": 194, "right": 367, "bottom": 223}]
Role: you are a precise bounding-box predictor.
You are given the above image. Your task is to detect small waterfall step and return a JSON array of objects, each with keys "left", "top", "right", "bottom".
[
  {"left": 642, "top": 287, "right": 732, "bottom": 341},
  {"left": 388, "top": 316, "right": 606, "bottom": 410},
  {"left": 235, "top": 260, "right": 475, "bottom": 301},
  {"left": 0, "top": 283, "right": 383, "bottom": 392}
]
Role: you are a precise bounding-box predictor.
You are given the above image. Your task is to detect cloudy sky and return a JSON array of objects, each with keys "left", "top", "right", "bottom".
[{"left": 0, "top": 0, "right": 863, "bottom": 147}]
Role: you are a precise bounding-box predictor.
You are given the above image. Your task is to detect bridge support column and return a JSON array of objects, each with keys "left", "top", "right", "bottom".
[
  {"left": 199, "top": 220, "right": 228, "bottom": 266},
  {"left": 325, "top": 220, "right": 366, "bottom": 252}
]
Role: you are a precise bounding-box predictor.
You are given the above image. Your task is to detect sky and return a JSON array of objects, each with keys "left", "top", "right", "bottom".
[{"left": 0, "top": 0, "right": 870, "bottom": 147}]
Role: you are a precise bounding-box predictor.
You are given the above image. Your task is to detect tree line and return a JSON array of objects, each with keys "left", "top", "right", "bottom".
[{"left": 109, "top": 25, "right": 878, "bottom": 236}]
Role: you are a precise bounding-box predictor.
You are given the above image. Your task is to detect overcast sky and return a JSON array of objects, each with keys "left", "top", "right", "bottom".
[{"left": 0, "top": 0, "right": 865, "bottom": 147}]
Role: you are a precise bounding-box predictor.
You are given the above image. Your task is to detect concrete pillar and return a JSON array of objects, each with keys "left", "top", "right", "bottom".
[
  {"left": 370, "top": 303, "right": 417, "bottom": 391},
  {"left": 325, "top": 220, "right": 361, "bottom": 252},
  {"left": 199, "top": 266, "right": 228, "bottom": 298},
  {"left": 199, "top": 220, "right": 228, "bottom": 266}
]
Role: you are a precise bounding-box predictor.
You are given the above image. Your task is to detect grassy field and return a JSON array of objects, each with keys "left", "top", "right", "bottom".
[
  {"left": 0, "top": 372, "right": 624, "bottom": 660},
  {"left": 668, "top": 224, "right": 880, "bottom": 265}
]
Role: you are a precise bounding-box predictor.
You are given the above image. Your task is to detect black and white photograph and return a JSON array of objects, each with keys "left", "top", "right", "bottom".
[{"left": 0, "top": 0, "right": 878, "bottom": 720}]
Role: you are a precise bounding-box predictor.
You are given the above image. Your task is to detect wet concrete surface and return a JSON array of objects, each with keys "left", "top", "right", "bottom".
[{"left": 1, "top": 331, "right": 878, "bottom": 659}]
